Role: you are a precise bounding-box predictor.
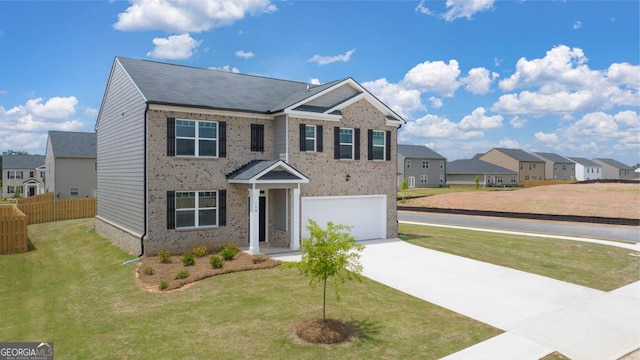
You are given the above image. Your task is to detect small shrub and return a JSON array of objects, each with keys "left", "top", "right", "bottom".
[
  {"left": 193, "top": 246, "right": 207, "bottom": 258},
  {"left": 182, "top": 252, "right": 195, "bottom": 266},
  {"left": 220, "top": 243, "right": 238, "bottom": 260},
  {"left": 142, "top": 266, "right": 155, "bottom": 276},
  {"left": 209, "top": 255, "right": 224, "bottom": 269},
  {"left": 159, "top": 280, "right": 168, "bottom": 290},
  {"left": 158, "top": 250, "right": 171, "bottom": 263},
  {"left": 175, "top": 270, "right": 190, "bottom": 279},
  {"left": 253, "top": 254, "right": 268, "bottom": 264}
]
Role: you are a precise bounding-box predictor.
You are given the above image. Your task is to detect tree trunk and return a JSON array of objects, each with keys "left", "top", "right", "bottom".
[{"left": 322, "top": 276, "right": 327, "bottom": 322}]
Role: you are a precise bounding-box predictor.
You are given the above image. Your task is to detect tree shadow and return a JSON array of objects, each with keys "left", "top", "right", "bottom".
[{"left": 347, "top": 318, "right": 381, "bottom": 343}]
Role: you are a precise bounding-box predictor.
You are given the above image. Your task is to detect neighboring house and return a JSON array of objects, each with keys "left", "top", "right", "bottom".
[
  {"left": 1, "top": 155, "right": 45, "bottom": 199},
  {"left": 397, "top": 145, "right": 446, "bottom": 188},
  {"left": 95, "top": 57, "right": 403, "bottom": 256},
  {"left": 480, "top": 148, "right": 545, "bottom": 181},
  {"left": 446, "top": 159, "right": 518, "bottom": 187},
  {"left": 532, "top": 152, "right": 575, "bottom": 180},
  {"left": 567, "top": 157, "right": 602, "bottom": 181},
  {"left": 45, "top": 131, "right": 97, "bottom": 198},
  {"left": 592, "top": 158, "right": 635, "bottom": 180}
]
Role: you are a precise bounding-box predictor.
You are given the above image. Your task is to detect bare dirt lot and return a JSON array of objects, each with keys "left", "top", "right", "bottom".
[{"left": 405, "top": 183, "right": 640, "bottom": 219}]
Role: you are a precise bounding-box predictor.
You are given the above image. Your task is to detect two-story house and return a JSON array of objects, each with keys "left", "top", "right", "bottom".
[
  {"left": 532, "top": 152, "right": 575, "bottom": 180},
  {"left": 45, "top": 131, "right": 97, "bottom": 198},
  {"left": 397, "top": 145, "right": 446, "bottom": 188},
  {"left": 480, "top": 148, "right": 545, "bottom": 181},
  {"left": 95, "top": 57, "right": 403, "bottom": 256},
  {"left": 592, "top": 158, "right": 635, "bottom": 180},
  {"left": 568, "top": 157, "right": 602, "bottom": 181},
  {"left": 2, "top": 154, "right": 45, "bottom": 199},
  {"left": 446, "top": 159, "right": 518, "bottom": 187}
]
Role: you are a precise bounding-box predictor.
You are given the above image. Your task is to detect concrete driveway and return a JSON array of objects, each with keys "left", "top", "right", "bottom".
[{"left": 272, "top": 238, "right": 640, "bottom": 359}]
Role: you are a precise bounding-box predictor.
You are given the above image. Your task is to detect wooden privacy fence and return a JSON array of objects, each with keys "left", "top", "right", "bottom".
[
  {"left": 16, "top": 192, "right": 97, "bottom": 225},
  {"left": 0, "top": 205, "right": 28, "bottom": 254},
  {"left": 520, "top": 180, "right": 575, "bottom": 188}
]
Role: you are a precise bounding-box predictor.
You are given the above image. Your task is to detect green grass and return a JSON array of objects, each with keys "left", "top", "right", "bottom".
[
  {"left": 400, "top": 223, "right": 640, "bottom": 291},
  {"left": 398, "top": 186, "right": 516, "bottom": 200},
  {"left": 0, "top": 219, "right": 500, "bottom": 359}
]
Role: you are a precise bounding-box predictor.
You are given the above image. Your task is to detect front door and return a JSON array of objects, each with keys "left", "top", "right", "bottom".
[
  {"left": 28, "top": 186, "right": 36, "bottom": 197},
  {"left": 248, "top": 196, "right": 267, "bottom": 243}
]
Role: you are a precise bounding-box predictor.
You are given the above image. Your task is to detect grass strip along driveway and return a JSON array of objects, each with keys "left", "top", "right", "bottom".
[
  {"left": 400, "top": 223, "right": 640, "bottom": 292},
  {"left": 1, "top": 219, "right": 499, "bottom": 359}
]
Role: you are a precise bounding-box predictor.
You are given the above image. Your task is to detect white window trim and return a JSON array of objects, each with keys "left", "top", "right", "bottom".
[
  {"left": 70, "top": 187, "right": 79, "bottom": 196},
  {"left": 372, "top": 130, "right": 385, "bottom": 161},
  {"left": 8, "top": 171, "right": 22, "bottom": 180},
  {"left": 422, "top": 160, "right": 428, "bottom": 169},
  {"left": 176, "top": 190, "right": 219, "bottom": 229},
  {"left": 176, "top": 119, "right": 219, "bottom": 158},
  {"left": 420, "top": 175, "right": 428, "bottom": 184},
  {"left": 305, "top": 125, "right": 317, "bottom": 152},
  {"left": 339, "top": 127, "right": 354, "bottom": 160},
  {"left": 408, "top": 176, "right": 416, "bottom": 188},
  {"left": 407, "top": 160, "right": 411, "bottom": 169}
]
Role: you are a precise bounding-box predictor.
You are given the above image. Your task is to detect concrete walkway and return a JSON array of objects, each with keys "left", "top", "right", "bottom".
[{"left": 272, "top": 234, "right": 640, "bottom": 359}]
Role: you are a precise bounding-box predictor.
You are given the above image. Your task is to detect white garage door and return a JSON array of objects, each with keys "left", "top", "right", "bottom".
[{"left": 301, "top": 195, "right": 387, "bottom": 241}]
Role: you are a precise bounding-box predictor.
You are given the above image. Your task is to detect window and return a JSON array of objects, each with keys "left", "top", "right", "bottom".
[
  {"left": 422, "top": 160, "right": 429, "bottom": 169},
  {"left": 175, "top": 191, "right": 218, "bottom": 228},
  {"left": 370, "top": 130, "right": 386, "bottom": 161},
  {"left": 408, "top": 176, "right": 415, "bottom": 188},
  {"left": 562, "top": 164, "right": 567, "bottom": 171},
  {"left": 406, "top": 160, "right": 411, "bottom": 169},
  {"left": 497, "top": 176, "right": 503, "bottom": 184},
  {"left": 520, "top": 164, "right": 523, "bottom": 170},
  {"left": 167, "top": 118, "right": 226, "bottom": 158},
  {"left": 563, "top": 175, "right": 568, "bottom": 180},
  {"left": 525, "top": 175, "right": 530, "bottom": 180},
  {"left": 554, "top": 165, "right": 557, "bottom": 171},
  {"left": 7, "top": 171, "right": 22, "bottom": 179},
  {"left": 7, "top": 186, "right": 22, "bottom": 194},
  {"left": 439, "top": 161, "right": 444, "bottom": 169},
  {"left": 300, "top": 124, "right": 323, "bottom": 152},
  {"left": 420, "top": 175, "right": 428, "bottom": 184},
  {"left": 29, "top": 171, "right": 34, "bottom": 178},
  {"left": 70, "top": 188, "right": 79, "bottom": 197},
  {"left": 440, "top": 175, "right": 445, "bottom": 184},
  {"left": 511, "top": 176, "right": 517, "bottom": 183},
  {"left": 251, "top": 123, "right": 264, "bottom": 152},
  {"left": 334, "top": 127, "right": 360, "bottom": 160}
]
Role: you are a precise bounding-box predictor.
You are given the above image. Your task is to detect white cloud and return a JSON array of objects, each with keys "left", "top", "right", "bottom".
[
  {"left": 534, "top": 132, "right": 559, "bottom": 143},
  {"left": 0, "top": 90, "right": 7, "bottom": 95},
  {"left": 497, "top": 138, "right": 520, "bottom": 148},
  {"left": 459, "top": 107, "right": 503, "bottom": 130},
  {"left": 146, "top": 33, "right": 202, "bottom": 60},
  {"left": 509, "top": 116, "right": 526, "bottom": 128},
  {"left": 415, "top": 1, "right": 434, "bottom": 15},
  {"left": 310, "top": 78, "right": 321, "bottom": 85},
  {"left": 0, "top": 97, "right": 84, "bottom": 152},
  {"left": 429, "top": 96, "right": 443, "bottom": 109},
  {"left": 235, "top": 50, "right": 254, "bottom": 59},
  {"left": 573, "top": 21, "right": 582, "bottom": 30},
  {"left": 114, "top": 0, "right": 277, "bottom": 33},
  {"left": 402, "top": 59, "right": 461, "bottom": 97},
  {"left": 461, "top": 67, "right": 498, "bottom": 95},
  {"left": 363, "top": 78, "right": 425, "bottom": 119},
  {"left": 209, "top": 65, "right": 240, "bottom": 73},
  {"left": 443, "top": 0, "right": 495, "bottom": 21},
  {"left": 308, "top": 49, "right": 355, "bottom": 65},
  {"left": 404, "top": 114, "right": 483, "bottom": 140}
]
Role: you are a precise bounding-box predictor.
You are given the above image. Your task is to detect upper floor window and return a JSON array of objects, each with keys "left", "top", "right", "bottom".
[
  {"left": 167, "top": 118, "right": 226, "bottom": 158},
  {"left": 334, "top": 127, "right": 359, "bottom": 160},
  {"left": 251, "top": 123, "right": 264, "bottom": 152},
  {"left": 439, "top": 161, "right": 444, "bottom": 169},
  {"left": 29, "top": 171, "right": 34, "bottom": 178},
  {"left": 562, "top": 164, "right": 567, "bottom": 171},
  {"left": 371, "top": 130, "right": 385, "bottom": 160},
  {"left": 406, "top": 160, "right": 411, "bottom": 169},
  {"left": 339, "top": 128, "right": 354, "bottom": 159},
  {"left": 7, "top": 171, "right": 23, "bottom": 179},
  {"left": 299, "top": 124, "right": 323, "bottom": 153},
  {"left": 422, "top": 160, "right": 429, "bottom": 169}
]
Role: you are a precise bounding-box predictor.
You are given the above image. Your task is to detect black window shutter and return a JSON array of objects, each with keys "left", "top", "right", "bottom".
[
  {"left": 167, "top": 191, "right": 175, "bottom": 230},
  {"left": 20, "top": 171, "right": 23, "bottom": 179},
  {"left": 354, "top": 128, "right": 361, "bottom": 160},
  {"left": 167, "top": 117, "right": 175, "bottom": 156},
  {"left": 367, "top": 129, "right": 374, "bottom": 160},
  {"left": 218, "top": 190, "right": 226, "bottom": 226},
  {"left": 219, "top": 121, "right": 227, "bottom": 158},
  {"left": 334, "top": 127, "right": 340, "bottom": 159},
  {"left": 385, "top": 130, "right": 391, "bottom": 161},
  {"left": 251, "top": 124, "right": 264, "bottom": 152},
  {"left": 317, "top": 125, "right": 323, "bottom": 152},
  {"left": 299, "top": 124, "right": 306, "bottom": 151}
]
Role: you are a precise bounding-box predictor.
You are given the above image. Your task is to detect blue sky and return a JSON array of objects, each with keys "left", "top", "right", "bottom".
[{"left": 1, "top": 0, "right": 638, "bottom": 166}]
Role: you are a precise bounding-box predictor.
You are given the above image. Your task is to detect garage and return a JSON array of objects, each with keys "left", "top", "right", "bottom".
[{"left": 301, "top": 195, "right": 387, "bottom": 241}]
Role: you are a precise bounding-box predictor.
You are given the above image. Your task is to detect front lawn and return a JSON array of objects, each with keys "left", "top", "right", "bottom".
[
  {"left": 0, "top": 219, "right": 500, "bottom": 359},
  {"left": 398, "top": 186, "right": 514, "bottom": 200},
  {"left": 400, "top": 223, "right": 640, "bottom": 291}
]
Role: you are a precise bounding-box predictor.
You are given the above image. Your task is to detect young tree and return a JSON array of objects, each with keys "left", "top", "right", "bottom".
[
  {"left": 474, "top": 175, "right": 480, "bottom": 189},
  {"left": 13, "top": 186, "right": 20, "bottom": 199},
  {"left": 400, "top": 177, "right": 409, "bottom": 203},
  {"left": 287, "top": 219, "right": 364, "bottom": 321}
]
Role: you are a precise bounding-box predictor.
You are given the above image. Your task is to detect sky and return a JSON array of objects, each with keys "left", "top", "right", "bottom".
[{"left": 0, "top": 0, "right": 638, "bottom": 166}]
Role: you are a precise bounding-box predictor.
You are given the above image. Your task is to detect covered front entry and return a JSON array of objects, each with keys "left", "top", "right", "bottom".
[
  {"left": 227, "top": 160, "right": 309, "bottom": 254},
  {"left": 22, "top": 179, "right": 43, "bottom": 198}
]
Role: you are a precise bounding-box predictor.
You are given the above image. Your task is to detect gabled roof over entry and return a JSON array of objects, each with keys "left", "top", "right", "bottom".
[{"left": 226, "top": 160, "right": 309, "bottom": 185}]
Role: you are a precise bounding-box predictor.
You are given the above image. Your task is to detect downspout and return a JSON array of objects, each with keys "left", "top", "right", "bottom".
[{"left": 139, "top": 103, "right": 149, "bottom": 257}]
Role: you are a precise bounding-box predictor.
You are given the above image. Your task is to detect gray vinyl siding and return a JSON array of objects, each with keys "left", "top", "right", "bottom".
[
  {"left": 55, "top": 158, "right": 97, "bottom": 198},
  {"left": 273, "top": 115, "right": 287, "bottom": 161},
  {"left": 402, "top": 157, "right": 445, "bottom": 188},
  {"left": 96, "top": 60, "right": 146, "bottom": 236},
  {"left": 45, "top": 140, "right": 55, "bottom": 194}
]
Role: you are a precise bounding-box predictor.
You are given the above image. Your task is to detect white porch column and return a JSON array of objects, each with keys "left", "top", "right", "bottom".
[
  {"left": 290, "top": 186, "right": 301, "bottom": 251},
  {"left": 248, "top": 187, "right": 260, "bottom": 255}
]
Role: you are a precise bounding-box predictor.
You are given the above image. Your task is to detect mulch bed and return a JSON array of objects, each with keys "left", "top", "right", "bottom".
[{"left": 136, "top": 252, "right": 282, "bottom": 292}]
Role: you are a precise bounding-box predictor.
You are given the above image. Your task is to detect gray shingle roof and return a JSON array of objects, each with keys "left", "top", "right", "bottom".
[
  {"left": 447, "top": 159, "right": 517, "bottom": 175},
  {"left": 492, "top": 148, "right": 543, "bottom": 162},
  {"left": 532, "top": 152, "right": 573, "bottom": 164},
  {"left": 567, "top": 157, "right": 600, "bottom": 167},
  {"left": 226, "top": 160, "right": 307, "bottom": 181},
  {"left": 593, "top": 158, "right": 632, "bottom": 169},
  {"left": 2, "top": 154, "right": 45, "bottom": 169},
  {"left": 398, "top": 145, "right": 446, "bottom": 159},
  {"left": 48, "top": 131, "right": 96, "bottom": 158},
  {"left": 117, "top": 57, "right": 348, "bottom": 114}
]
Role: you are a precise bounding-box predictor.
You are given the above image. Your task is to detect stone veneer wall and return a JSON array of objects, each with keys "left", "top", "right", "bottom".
[{"left": 95, "top": 216, "right": 141, "bottom": 255}]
